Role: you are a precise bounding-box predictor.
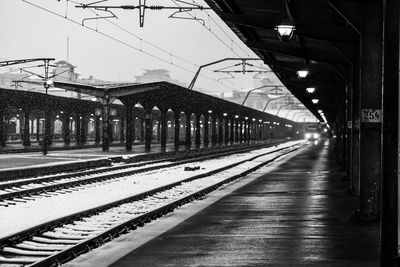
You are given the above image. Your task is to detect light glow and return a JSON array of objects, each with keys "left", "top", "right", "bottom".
[
  {"left": 275, "top": 24, "right": 295, "bottom": 41},
  {"left": 297, "top": 70, "right": 309, "bottom": 78},
  {"left": 306, "top": 87, "right": 316, "bottom": 94}
]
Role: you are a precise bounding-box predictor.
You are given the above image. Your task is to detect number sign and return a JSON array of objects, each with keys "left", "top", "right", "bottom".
[{"left": 361, "top": 109, "right": 381, "bottom": 123}]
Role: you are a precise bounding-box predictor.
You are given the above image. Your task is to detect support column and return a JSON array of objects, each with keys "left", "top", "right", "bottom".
[
  {"left": 239, "top": 122, "right": 243, "bottom": 143},
  {"left": 75, "top": 113, "right": 82, "bottom": 146},
  {"left": 185, "top": 113, "right": 191, "bottom": 149},
  {"left": 95, "top": 116, "right": 100, "bottom": 144},
  {"left": 224, "top": 118, "right": 229, "bottom": 144},
  {"left": 234, "top": 120, "right": 239, "bottom": 143},
  {"left": 140, "top": 118, "right": 145, "bottom": 143},
  {"left": 23, "top": 109, "right": 31, "bottom": 146},
  {"left": 195, "top": 114, "right": 201, "bottom": 148},
  {"left": 160, "top": 110, "right": 167, "bottom": 152},
  {"left": 346, "top": 83, "right": 352, "bottom": 181},
  {"left": 120, "top": 116, "right": 125, "bottom": 143},
  {"left": 125, "top": 106, "right": 133, "bottom": 151},
  {"left": 43, "top": 108, "right": 51, "bottom": 154},
  {"left": 211, "top": 116, "right": 217, "bottom": 146},
  {"left": 144, "top": 108, "right": 153, "bottom": 153},
  {"left": 381, "top": 0, "right": 399, "bottom": 265},
  {"left": 36, "top": 116, "right": 40, "bottom": 141},
  {"left": 204, "top": 115, "right": 209, "bottom": 147},
  {"left": 0, "top": 109, "right": 5, "bottom": 147},
  {"left": 80, "top": 115, "right": 88, "bottom": 145},
  {"left": 63, "top": 112, "right": 71, "bottom": 145},
  {"left": 245, "top": 121, "right": 251, "bottom": 143},
  {"left": 218, "top": 116, "right": 223, "bottom": 145},
  {"left": 351, "top": 44, "right": 361, "bottom": 195},
  {"left": 174, "top": 112, "right": 180, "bottom": 148},
  {"left": 102, "top": 104, "right": 111, "bottom": 152},
  {"left": 359, "top": 3, "right": 382, "bottom": 219},
  {"left": 230, "top": 119, "right": 234, "bottom": 144}
]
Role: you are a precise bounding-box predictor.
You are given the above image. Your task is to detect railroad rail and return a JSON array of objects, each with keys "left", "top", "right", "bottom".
[
  {"left": 0, "top": 141, "right": 306, "bottom": 266},
  {"left": 0, "top": 141, "right": 286, "bottom": 205}
]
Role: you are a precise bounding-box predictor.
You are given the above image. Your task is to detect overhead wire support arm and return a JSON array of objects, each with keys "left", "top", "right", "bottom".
[
  {"left": 188, "top": 58, "right": 261, "bottom": 90},
  {"left": 241, "top": 85, "right": 281, "bottom": 106},
  {"left": 0, "top": 58, "right": 55, "bottom": 68},
  {"left": 75, "top": 0, "right": 211, "bottom": 27}
]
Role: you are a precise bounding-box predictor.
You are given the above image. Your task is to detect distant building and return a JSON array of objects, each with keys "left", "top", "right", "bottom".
[
  {"left": 220, "top": 76, "right": 302, "bottom": 119},
  {"left": 135, "top": 69, "right": 187, "bottom": 87},
  {"left": 0, "top": 60, "right": 122, "bottom": 100}
]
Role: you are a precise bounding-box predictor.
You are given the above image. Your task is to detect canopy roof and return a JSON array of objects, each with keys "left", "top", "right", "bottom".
[{"left": 205, "top": 0, "right": 359, "bottom": 123}]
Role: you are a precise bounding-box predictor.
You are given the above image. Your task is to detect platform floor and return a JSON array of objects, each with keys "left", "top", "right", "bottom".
[{"left": 67, "top": 139, "right": 379, "bottom": 267}]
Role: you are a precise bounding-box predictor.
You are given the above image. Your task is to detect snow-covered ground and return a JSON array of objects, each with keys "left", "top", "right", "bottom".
[{"left": 0, "top": 140, "right": 304, "bottom": 239}]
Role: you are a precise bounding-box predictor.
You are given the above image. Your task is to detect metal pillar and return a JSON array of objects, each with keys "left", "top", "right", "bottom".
[
  {"left": 81, "top": 115, "right": 88, "bottom": 144},
  {"left": 346, "top": 83, "right": 353, "bottom": 181},
  {"left": 351, "top": 44, "right": 361, "bottom": 195},
  {"left": 359, "top": 2, "right": 382, "bottom": 219},
  {"left": 224, "top": 118, "right": 229, "bottom": 144},
  {"left": 120, "top": 117, "right": 125, "bottom": 143},
  {"left": 144, "top": 108, "right": 153, "bottom": 153},
  {"left": 185, "top": 113, "right": 191, "bottom": 149},
  {"left": 36, "top": 116, "right": 40, "bottom": 141},
  {"left": 234, "top": 120, "right": 239, "bottom": 143},
  {"left": 140, "top": 118, "right": 145, "bottom": 143},
  {"left": 381, "top": 0, "right": 399, "bottom": 265},
  {"left": 239, "top": 122, "right": 243, "bottom": 143},
  {"left": 101, "top": 104, "right": 111, "bottom": 152},
  {"left": 174, "top": 112, "right": 180, "bottom": 148},
  {"left": 211, "top": 116, "right": 217, "bottom": 146},
  {"left": 0, "top": 109, "right": 4, "bottom": 147},
  {"left": 218, "top": 116, "right": 223, "bottom": 145},
  {"left": 95, "top": 116, "right": 100, "bottom": 144},
  {"left": 229, "top": 119, "right": 234, "bottom": 144},
  {"left": 156, "top": 118, "right": 161, "bottom": 142},
  {"left": 75, "top": 113, "right": 82, "bottom": 146},
  {"left": 247, "top": 122, "right": 251, "bottom": 143},
  {"left": 204, "top": 115, "right": 209, "bottom": 147},
  {"left": 125, "top": 105, "right": 133, "bottom": 151},
  {"left": 63, "top": 113, "right": 71, "bottom": 145},
  {"left": 43, "top": 108, "right": 51, "bottom": 154},
  {"left": 23, "top": 109, "right": 31, "bottom": 146},
  {"left": 195, "top": 114, "right": 201, "bottom": 148},
  {"left": 160, "top": 110, "right": 167, "bottom": 152},
  {"left": 243, "top": 121, "right": 248, "bottom": 143}
]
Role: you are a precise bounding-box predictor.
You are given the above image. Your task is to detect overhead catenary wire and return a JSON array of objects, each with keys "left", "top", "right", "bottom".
[
  {"left": 71, "top": 0, "right": 246, "bottom": 90},
  {"left": 20, "top": 0, "right": 242, "bottom": 91},
  {"left": 173, "top": 0, "right": 252, "bottom": 57},
  {"left": 68, "top": 0, "right": 198, "bottom": 68}
]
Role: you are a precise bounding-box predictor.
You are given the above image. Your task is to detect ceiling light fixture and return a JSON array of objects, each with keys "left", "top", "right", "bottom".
[
  {"left": 297, "top": 70, "right": 309, "bottom": 78},
  {"left": 275, "top": 23, "right": 296, "bottom": 42},
  {"left": 306, "top": 87, "right": 316, "bottom": 94}
]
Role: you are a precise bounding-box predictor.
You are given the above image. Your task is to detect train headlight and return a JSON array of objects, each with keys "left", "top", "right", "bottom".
[
  {"left": 313, "top": 133, "right": 320, "bottom": 139},
  {"left": 305, "top": 133, "right": 311, "bottom": 139}
]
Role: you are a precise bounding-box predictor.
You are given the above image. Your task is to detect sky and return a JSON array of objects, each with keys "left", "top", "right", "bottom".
[{"left": 0, "top": 0, "right": 284, "bottom": 93}]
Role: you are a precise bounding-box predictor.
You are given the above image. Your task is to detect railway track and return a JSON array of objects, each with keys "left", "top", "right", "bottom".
[
  {"left": 0, "top": 142, "right": 286, "bottom": 206},
  {"left": 0, "top": 141, "right": 306, "bottom": 267}
]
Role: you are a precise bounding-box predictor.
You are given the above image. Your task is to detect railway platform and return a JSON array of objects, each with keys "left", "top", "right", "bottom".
[
  {"left": 65, "top": 139, "right": 379, "bottom": 267},
  {"left": 0, "top": 141, "right": 271, "bottom": 180}
]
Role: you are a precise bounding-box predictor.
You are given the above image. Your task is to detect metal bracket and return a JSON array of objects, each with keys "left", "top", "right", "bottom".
[
  {"left": 75, "top": 0, "right": 210, "bottom": 27},
  {"left": 80, "top": 1, "right": 118, "bottom": 26},
  {"left": 169, "top": 0, "right": 206, "bottom": 25},
  {"left": 188, "top": 58, "right": 261, "bottom": 90}
]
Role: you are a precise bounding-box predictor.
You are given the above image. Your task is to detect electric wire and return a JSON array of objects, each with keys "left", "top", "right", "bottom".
[
  {"left": 21, "top": 0, "right": 241, "bottom": 91},
  {"left": 70, "top": 0, "right": 243, "bottom": 90},
  {"left": 68, "top": 0, "right": 198, "bottom": 68}
]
